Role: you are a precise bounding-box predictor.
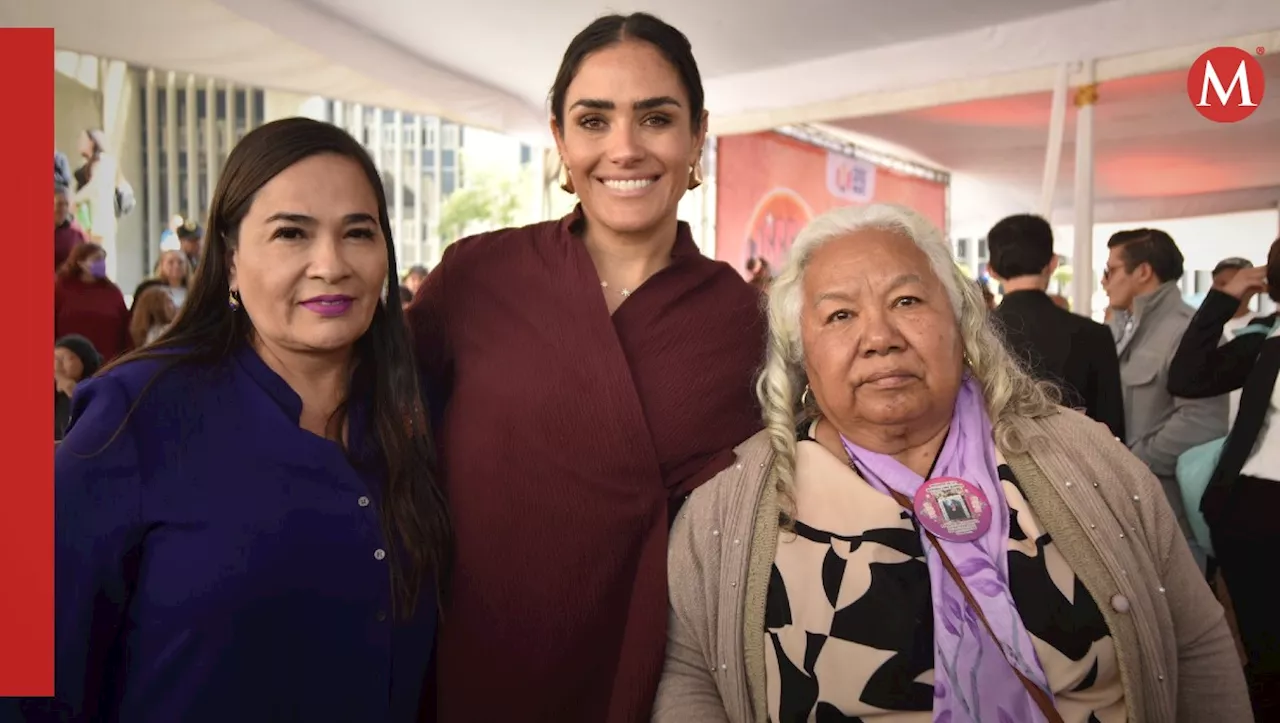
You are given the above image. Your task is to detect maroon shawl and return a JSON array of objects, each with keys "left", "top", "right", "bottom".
[{"left": 408, "top": 208, "right": 765, "bottom": 722}]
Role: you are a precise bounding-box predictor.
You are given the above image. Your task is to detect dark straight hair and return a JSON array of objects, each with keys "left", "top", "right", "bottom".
[
  {"left": 98, "top": 117, "right": 451, "bottom": 617},
  {"left": 1106, "top": 228, "right": 1185, "bottom": 283},
  {"left": 549, "top": 12, "right": 705, "bottom": 134},
  {"left": 986, "top": 213, "right": 1054, "bottom": 280}
]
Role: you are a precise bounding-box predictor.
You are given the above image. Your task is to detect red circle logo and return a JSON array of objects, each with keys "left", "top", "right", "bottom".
[{"left": 1187, "top": 47, "right": 1266, "bottom": 123}]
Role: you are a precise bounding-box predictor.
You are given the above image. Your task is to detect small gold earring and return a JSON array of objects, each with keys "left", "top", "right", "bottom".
[
  {"left": 559, "top": 163, "right": 576, "bottom": 195},
  {"left": 228, "top": 289, "right": 241, "bottom": 310},
  {"left": 687, "top": 161, "right": 703, "bottom": 191},
  {"left": 800, "top": 384, "right": 813, "bottom": 408}
]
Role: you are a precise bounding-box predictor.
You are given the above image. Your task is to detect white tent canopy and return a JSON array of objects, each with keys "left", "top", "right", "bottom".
[
  {"left": 14, "top": 0, "right": 1279, "bottom": 230},
  {"left": 826, "top": 49, "right": 1280, "bottom": 234},
  {"left": 13, "top": 0, "right": 1277, "bottom": 138}
]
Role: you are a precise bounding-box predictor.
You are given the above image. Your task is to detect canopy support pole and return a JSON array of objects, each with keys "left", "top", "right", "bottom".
[
  {"left": 1072, "top": 60, "right": 1098, "bottom": 318},
  {"left": 1039, "top": 63, "right": 1071, "bottom": 218}
]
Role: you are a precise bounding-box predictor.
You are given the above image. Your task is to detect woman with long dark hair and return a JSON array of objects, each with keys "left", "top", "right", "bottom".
[
  {"left": 20, "top": 118, "right": 450, "bottom": 723},
  {"left": 407, "top": 12, "right": 764, "bottom": 723}
]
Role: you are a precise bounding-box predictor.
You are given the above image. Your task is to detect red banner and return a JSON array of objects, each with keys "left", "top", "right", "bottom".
[
  {"left": 0, "top": 27, "right": 55, "bottom": 696},
  {"left": 715, "top": 131, "right": 947, "bottom": 275}
]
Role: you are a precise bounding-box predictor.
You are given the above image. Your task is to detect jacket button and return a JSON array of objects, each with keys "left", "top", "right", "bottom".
[{"left": 1111, "top": 594, "right": 1130, "bottom": 613}]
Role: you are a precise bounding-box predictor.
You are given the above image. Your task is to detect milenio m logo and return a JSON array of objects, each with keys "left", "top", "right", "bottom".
[{"left": 1187, "top": 46, "right": 1267, "bottom": 123}]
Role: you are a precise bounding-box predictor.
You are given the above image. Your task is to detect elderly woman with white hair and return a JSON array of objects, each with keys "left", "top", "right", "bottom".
[{"left": 652, "top": 204, "right": 1251, "bottom": 723}]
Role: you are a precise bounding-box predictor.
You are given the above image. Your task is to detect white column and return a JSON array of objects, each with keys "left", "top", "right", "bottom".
[
  {"left": 144, "top": 69, "right": 159, "bottom": 256},
  {"left": 542, "top": 146, "right": 556, "bottom": 221},
  {"left": 412, "top": 115, "right": 424, "bottom": 264},
  {"left": 371, "top": 108, "right": 384, "bottom": 171},
  {"left": 204, "top": 78, "right": 218, "bottom": 212},
  {"left": 351, "top": 104, "right": 364, "bottom": 147},
  {"left": 333, "top": 100, "right": 346, "bottom": 132},
  {"left": 165, "top": 72, "right": 179, "bottom": 226},
  {"left": 246, "top": 89, "right": 258, "bottom": 131},
  {"left": 701, "top": 136, "right": 718, "bottom": 258},
  {"left": 1072, "top": 61, "right": 1097, "bottom": 318},
  {"left": 184, "top": 75, "right": 198, "bottom": 220},
  {"left": 223, "top": 83, "right": 237, "bottom": 153},
  {"left": 393, "top": 110, "right": 405, "bottom": 261},
  {"left": 1039, "top": 63, "right": 1070, "bottom": 218},
  {"left": 431, "top": 117, "right": 443, "bottom": 261}
]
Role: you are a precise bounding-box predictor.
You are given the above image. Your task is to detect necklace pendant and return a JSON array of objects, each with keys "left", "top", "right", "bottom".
[{"left": 620, "top": 289, "right": 631, "bottom": 298}]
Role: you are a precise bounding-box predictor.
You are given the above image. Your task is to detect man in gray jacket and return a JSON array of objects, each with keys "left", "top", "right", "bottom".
[{"left": 1103, "top": 229, "right": 1228, "bottom": 570}]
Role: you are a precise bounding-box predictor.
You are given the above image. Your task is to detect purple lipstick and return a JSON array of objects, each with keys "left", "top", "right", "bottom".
[{"left": 300, "top": 294, "right": 354, "bottom": 317}]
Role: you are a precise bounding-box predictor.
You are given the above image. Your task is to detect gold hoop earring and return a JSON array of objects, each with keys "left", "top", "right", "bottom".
[
  {"left": 687, "top": 161, "right": 703, "bottom": 191},
  {"left": 228, "top": 289, "right": 241, "bottom": 310},
  {"left": 800, "top": 384, "right": 813, "bottom": 408},
  {"left": 559, "top": 163, "right": 576, "bottom": 195}
]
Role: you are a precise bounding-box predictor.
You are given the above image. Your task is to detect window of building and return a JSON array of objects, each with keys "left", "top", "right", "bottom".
[{"left": 252, "top": 89, "right": 265, "bottom": 126}]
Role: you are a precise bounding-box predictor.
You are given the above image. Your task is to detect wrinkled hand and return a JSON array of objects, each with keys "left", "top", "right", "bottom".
[{"left": 1222, "top": 265, "right": 1267, "bottom": 301}]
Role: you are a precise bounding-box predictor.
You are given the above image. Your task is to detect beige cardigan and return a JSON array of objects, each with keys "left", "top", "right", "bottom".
[{"left": 653, "top": 407, "right": 1252, "bottom": 723}]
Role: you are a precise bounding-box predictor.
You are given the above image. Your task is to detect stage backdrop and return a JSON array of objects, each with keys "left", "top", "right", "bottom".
[{"left": 716, "top": 131, "right": 948, "bottom": 275}]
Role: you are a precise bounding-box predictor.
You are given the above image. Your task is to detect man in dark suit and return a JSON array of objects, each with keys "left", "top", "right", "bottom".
[{"left": 987, "top": 214, "right": 1126, "bottom": 439}]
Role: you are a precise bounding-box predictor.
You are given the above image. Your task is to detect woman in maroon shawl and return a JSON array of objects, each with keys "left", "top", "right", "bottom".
[{"left": 406, "top": 13, "right": 765, "bottom": 723}]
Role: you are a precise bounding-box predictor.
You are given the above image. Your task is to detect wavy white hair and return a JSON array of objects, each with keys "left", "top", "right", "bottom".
[{"left": 755, "top": 203, "right": 1060, "bottom": 524}]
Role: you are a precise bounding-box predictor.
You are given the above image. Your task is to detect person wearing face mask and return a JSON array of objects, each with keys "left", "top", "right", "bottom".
[
  {"left": 54, "top": 185, "right": 88, "bottom": 271},
  {"left": 406, "top": 13, "right": 764, "bottom": 723},
  {"left": 54, "top": 242, "right": 130, "bottom": 361}
]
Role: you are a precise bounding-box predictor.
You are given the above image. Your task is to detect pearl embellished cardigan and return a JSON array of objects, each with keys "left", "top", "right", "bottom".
[{"left": 653, "top": 407, "right": 1253, "bottom": 723}]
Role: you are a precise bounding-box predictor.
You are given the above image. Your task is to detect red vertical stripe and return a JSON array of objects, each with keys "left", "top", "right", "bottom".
[{"left": 0, "top": 27, "right": 55, "bottom": 697}]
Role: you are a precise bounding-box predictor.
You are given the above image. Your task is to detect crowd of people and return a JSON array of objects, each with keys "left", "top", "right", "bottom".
[{"left": 29, "top": 10, "right": 1280, "bottom": 723}]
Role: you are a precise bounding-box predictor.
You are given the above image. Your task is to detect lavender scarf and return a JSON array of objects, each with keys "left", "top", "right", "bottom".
[{"left": 840, "top": 376, "right": 1054, "bottom": 723}]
